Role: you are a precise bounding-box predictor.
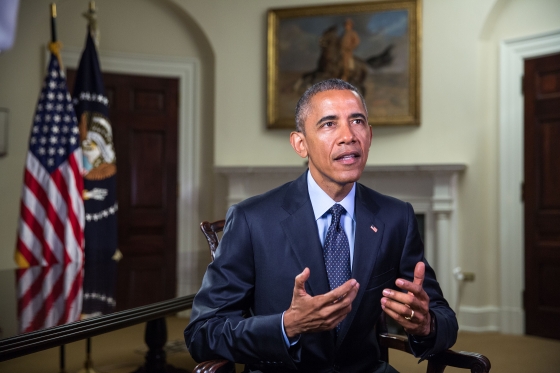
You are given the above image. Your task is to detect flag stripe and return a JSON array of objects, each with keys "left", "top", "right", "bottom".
[
  {"left": 24, "top": 164, "right": 66, "bottom": 254},
  {"left": 20, "top": 183, "right": 64, "bottom": 266},
  {"left": 16, "top": 235, "right": 40, "bottom": 267},
  {"left": 59, "top": 264, "right": 83, "bottom": 325},
  {"left": 18, "top": 202, "right": 57, "bottom": 266},
  {"left": 51, "top": 169, "right": 80, "bottom": 264},
  {"left": 17, "top": 267, "right": 48, "bottom": 325},
  {"left": 68, "top": 153, "right": 85, "bottom": 265},
  {"left": 28, "top": 265, "right": 65, "bottom": 332},
  {"left": 58, "top": 152, "right": 84, "bottom": 263}
]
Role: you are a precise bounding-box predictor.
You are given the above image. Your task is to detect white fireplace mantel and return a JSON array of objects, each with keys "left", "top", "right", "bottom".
[{"left": 216, "top": 163, "right": 466, "bottom": 308}]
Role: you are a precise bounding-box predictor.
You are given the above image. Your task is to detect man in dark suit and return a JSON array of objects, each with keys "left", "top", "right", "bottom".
[{"left": 185, "top": 79, "right": 457, "bottom": 372}]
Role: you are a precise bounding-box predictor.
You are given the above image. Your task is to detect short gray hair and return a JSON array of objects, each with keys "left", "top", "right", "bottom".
[{"left": 294, "top": 79, "right": 368, "bottom": 133}]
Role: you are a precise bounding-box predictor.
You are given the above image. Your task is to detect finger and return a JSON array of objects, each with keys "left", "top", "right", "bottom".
[
  {"left": 327, "top": 298, "right": 356, "bottom": 327},
  {"left": 381, "top": 296, "right": 414, "bottom": 320},
  {"left": 413, "top": 262, "right": 425, "bottom": 287},
  {"left": 323, "top": 279, "right": 358, "bottom": 304},
  {"left": 381, "top": 303, "right": 414, "bottom": 328},
  {"left": 395, "top": 278, "right": 428, "bottom": 300},
  {"left": 382, "top": 288, "right": 414, "bottom": 306},
  {"left": 335, "top": 281, "right": 360, "bottom": 305},
  {"left": 293, "top": 267, "right": 310, "bottom": 296}
]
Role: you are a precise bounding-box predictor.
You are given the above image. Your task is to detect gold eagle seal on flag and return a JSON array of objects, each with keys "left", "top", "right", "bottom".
[{"left": 79, "top": 111, "right": 116, "bottom": 181}]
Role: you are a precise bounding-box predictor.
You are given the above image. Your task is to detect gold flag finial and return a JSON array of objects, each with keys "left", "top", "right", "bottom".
[
  {"left": 83, "top": 1, "right": 99, "bottom": 46},
  {"left": 49, "top": 2, "right": 63, "bottom": 66}
]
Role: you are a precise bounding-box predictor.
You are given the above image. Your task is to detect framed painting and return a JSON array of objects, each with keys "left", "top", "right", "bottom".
[{"left": 267, "top": 0, "right": 421, "bottom": 129}]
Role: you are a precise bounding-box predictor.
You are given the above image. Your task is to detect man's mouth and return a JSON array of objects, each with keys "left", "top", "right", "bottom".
[{"left": 334, "top": 152, "right": 360, "bottom": 162}]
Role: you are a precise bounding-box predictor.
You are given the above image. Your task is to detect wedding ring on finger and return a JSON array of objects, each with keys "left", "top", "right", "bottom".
[{"left": 404, "top": 309, "right": 414, "bottom": 321}]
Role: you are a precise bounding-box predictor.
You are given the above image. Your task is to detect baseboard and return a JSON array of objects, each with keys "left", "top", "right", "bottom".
[
  {"left": 499, "top": 306, "right": 525, "bottom": 335},
  {"left": 457, "top": 306, "right": 501, "bottom": 332}
]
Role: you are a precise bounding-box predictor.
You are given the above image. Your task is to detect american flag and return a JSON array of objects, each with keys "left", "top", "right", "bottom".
[{"left": 14, "top": 52, "right": 85, "bottom": 333}]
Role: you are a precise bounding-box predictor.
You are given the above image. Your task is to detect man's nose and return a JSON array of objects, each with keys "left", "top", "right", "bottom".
[{"left": 338, "top": 123, "right": 356, "bottom": 143}]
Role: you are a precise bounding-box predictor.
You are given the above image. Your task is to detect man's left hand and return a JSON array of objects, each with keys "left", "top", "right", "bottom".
[{"left": 381, "top": 262, "right": 431, "bottom": 336}]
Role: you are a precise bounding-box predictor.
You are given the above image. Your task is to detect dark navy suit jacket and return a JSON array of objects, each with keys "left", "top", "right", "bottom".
[{"left": 185, "top": 172, "right": 457, "bottom": 372}]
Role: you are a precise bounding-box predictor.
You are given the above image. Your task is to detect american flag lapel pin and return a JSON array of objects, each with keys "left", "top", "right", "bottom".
[{"left": 370, "top": 225, "right": 378, "bottom": 233}]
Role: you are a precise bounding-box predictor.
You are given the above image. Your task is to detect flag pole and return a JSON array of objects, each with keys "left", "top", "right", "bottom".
[
  {"left": 59, "top": 344, "right": 67, "bottom": 373},
  {"left": 76, "top": 7, "right": 99, "bottom": 373},
  {"left": 52, "top": 6, "right": 68, "bottom": 373},
  {"left": 50, "top": 3, "right": 57, "bottom": 43},
  {"left": 49, "top": 2, "right": 63, "bottom": 68}
]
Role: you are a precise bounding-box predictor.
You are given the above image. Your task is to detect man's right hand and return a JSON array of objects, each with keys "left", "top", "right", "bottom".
[{"left": 283, "top": 267, "right": 360, "bottom": 338}]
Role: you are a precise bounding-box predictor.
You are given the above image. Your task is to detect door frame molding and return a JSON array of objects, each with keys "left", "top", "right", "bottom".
[
  {"left": 61, "top": 48, "right": 200, "bottom": 299},
  {"left": 499, "top": 29, "right": 560, "bottom": 334}
]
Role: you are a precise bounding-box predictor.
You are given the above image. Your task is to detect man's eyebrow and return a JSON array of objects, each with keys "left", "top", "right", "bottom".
[
  {"left": 316, "top": 115, "right": 338, "bottom": 126},
  {"left": 349, "top": 113, "right": 367, "bottom": 121}
]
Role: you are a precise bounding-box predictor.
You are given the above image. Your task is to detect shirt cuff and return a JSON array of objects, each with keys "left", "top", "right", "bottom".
[
  {"left": 281, "top": 311, "right": 301, "bottom": 347},
  {"left": 409, "top": 310, "right": 437, "bottom": 344}
]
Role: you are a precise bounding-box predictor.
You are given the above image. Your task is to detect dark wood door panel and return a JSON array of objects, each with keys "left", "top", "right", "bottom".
[
  {"left": 536, "top": 214, "right": 560, "bottom": 241},
  {"left": 113, "top": 74, "right": 178, "bottom": 310},
  {"left": 131, "top": 89, "right": 166, "bottom": 112},
  {"left": 524, "top": 52, "right": 560, "bottom": 339},
  {"left": 120, "top": 256, "right": 168, "bottom": 308},
  {"left": 129, "top": 130, "right": 166, "bottom": 207},
  {"left": 539, "top": 121, "right": 560, "bottom": 209}
]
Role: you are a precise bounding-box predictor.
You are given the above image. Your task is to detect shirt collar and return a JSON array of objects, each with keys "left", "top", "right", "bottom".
[{"left": 307, "top": 170, "right": 356, "bottom": 221}]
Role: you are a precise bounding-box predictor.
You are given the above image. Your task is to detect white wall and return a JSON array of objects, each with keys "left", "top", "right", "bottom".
[{"left": 1, "top": 0, "right": 560, "bottom": 334}]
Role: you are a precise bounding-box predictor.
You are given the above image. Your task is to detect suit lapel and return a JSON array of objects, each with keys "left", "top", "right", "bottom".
[
  {"left": 337, "top": 184, "right": 385, "bottom": 347},
  {"left": 280, "top": 172, "right": 330, "bottom": 296}
]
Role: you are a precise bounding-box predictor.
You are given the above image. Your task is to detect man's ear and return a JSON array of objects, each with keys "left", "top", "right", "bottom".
[{"left": 290, "top": 131, "right": 308, "bottom": 159}]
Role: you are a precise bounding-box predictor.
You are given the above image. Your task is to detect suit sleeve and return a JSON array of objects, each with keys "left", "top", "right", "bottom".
[
  {"left": 399, "top": 203, "right": 458, "bottom": 360},
  {"left": 184, "top": 205, "right": 298, "bottom": 369}
]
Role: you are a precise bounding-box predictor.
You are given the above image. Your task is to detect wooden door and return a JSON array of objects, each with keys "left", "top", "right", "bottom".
[
  {"left": 523, "top": 52, "right": 560, "bottom": 339},
  {"left": 67, "top": 71, "right": 179, "bottom": 310}
]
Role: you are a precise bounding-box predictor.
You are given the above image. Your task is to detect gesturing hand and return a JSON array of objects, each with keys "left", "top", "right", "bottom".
[
  {"left": 381, "top": 262, "right": 432, "bottom": 336},
  {"left": 283, "top": 268, "right": 360, "bottom": 338}
]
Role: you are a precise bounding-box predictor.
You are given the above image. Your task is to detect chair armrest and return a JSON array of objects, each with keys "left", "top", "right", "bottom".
[
  {"left": 379, "top": 333, "right": 491, "bottom": 373},
  {"left": 378, "top": 332, "right": 413, "bottom": 354},
  {"left": 193, "top": 359, "right": 235, "bottom": 373},
  {"left": 428, "top": 350, "right": 491, "bottom": 373}
]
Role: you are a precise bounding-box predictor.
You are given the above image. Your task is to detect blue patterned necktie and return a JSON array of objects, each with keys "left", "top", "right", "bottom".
[{"left": 323, "top": 203, "right": 352, "bottom": 293}]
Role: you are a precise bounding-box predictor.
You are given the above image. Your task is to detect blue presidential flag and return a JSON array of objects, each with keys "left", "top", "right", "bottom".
[{"left": 73, "top": 31, "right": 118, "bottom": 317}]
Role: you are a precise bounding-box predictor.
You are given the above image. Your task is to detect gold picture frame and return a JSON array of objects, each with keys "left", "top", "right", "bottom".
[
  {"left": 267, "top": 0, "right": 421, "bottom": 129},
  {"left": 0, "top": 108, "right": 8, "bottom": 157}
]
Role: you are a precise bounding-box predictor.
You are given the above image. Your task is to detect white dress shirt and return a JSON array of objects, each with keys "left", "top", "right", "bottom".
[{"left": 307, "top": 170, "right": 356, "bottom": 269}]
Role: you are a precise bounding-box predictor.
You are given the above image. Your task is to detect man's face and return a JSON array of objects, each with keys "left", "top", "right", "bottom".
[{"left": 290, "top": 89, "right": 372, "bottom": 199}]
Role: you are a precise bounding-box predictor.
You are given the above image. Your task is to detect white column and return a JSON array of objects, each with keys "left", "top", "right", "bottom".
[{"left": 432, "top": 173, "right": 458, "bottom": 309}]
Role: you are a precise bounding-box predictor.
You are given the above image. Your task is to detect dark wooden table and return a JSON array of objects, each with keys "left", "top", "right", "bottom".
[{"left": 0, "top": 294, "right": 194, "bottom": 364}]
